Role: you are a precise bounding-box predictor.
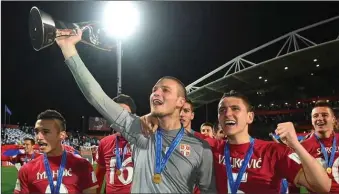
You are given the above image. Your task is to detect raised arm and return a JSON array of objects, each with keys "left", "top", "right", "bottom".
[
  {"left": 276, "top": 122, "right": 331, "bottom": 193},
  {"left": 55, "top": 29, "right": 142, "bottom": 142}
]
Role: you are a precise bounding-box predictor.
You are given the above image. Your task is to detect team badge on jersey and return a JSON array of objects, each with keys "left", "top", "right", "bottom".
[{"left": 179, "top": 144, "right": 191, "bottom": 157}]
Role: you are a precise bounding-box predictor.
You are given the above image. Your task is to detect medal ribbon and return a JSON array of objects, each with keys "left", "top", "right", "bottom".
[
  {"left": 115, "top": 136, "right": 128, "bottom": 170},
  {"left": 43, "top": 150, "right": 67, "bottom": 194},
  {"left": 224, "top": 137, "right": 255, "bottom": 194},
  {"left": 314, "top": 134, "right": 336, "bottom": 169},
  {"left": 155, "top": 126, "right": 185, "bottom": 174}
]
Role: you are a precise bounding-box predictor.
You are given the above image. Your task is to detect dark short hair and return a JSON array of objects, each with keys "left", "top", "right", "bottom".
[
  {"left": 200, "top": 122, "right": 214, "bottom": 130},
  {"left": 213, "top": 121, "right": 220, "bottom": 133},
  {"left": 23, "top": 137, "right": 35, "bottom": 145},
  {"left": 113, "top": 94, "right": 137, "bottom": 114},
  {"left": 159, "top": 76, "right": 187, "bottom": 100},
  {"left": 37, "top": 109, "right": 66, "bottom": 131},
  {"left": 313, "top": 100, "right": 334, "bottom": 115},
  {"left": 220, "top": 90, "right": 253, "bottom": 112},
  {"left": 185, "top": 98, "right": 195, "bottom": 112}
]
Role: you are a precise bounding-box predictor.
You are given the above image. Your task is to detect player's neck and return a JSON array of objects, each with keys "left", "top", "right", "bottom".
[
  {"left": 227, "top": 131, "right": 251, "bottom": 144},
  {"left": 47, "top": 144, "right": 64, "bottom": 157},
  {"left": 315, "top": 129, "right": 333, "bottom": 139},
  {"left": 185, "top": 123, "right": 192, "bottom": 132},
  {"left": 26, "top": 150, "right": 34, "bottom": 155},
  {"left": 159, "top": 114, "right": 181, "bottom": 131}
]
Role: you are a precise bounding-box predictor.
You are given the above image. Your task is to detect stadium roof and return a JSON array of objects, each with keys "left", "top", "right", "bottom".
[{"left": 186, "top": 16, "right": 339, "bottom": 108}]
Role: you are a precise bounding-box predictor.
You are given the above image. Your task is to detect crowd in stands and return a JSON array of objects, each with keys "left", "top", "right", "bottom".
[{"left": 1, "top": 125, "right": 100, "bottom": 150}]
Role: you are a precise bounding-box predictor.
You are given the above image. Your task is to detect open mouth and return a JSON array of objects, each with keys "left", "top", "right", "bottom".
[
  {"left": 152, "top": 99, "right": 164, "bottom": 106},
  {"left": 38, "top": 142, "right": 48, "bottom": 148},
  {"left": 224, "top": 120, "right": 236, "bottom": 126},
  {"left": 316, "top": 122, "right": 326, "bottom": 127}
]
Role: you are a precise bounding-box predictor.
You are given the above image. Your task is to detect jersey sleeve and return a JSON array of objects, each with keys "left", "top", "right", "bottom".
[
  {"left": 78, "top": 159, "right": 99, "bottom": 191},
  {"left": 15, "top": 165, "right": 30, "bottom": 193},
  {"left": 196, "top": 141, "right": 217, "bottom": 193},
  {"left": 10, "top": 155, "right": 19, "bottom": 164},
  {"left": 97, "top": 138, "right": 108, "bottom": 167},
  {"left": 193, "top": 131, "right": 209, "bottom": 140},
  {"left": 65, "top": 55, "right": 144, "bottom": 145},
  {"left": 275, "top": 144, "right": 302, "bottom": 184},
  {"left": 193, "top": 132, "right": 220, "bottom": 151}
]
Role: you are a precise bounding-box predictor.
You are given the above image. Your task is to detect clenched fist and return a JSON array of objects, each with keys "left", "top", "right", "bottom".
[{"left": 275, "top": 122, "right": 300, "bottom": 149}]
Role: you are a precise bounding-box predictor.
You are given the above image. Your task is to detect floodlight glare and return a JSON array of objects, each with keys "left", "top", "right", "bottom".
[{"left": 103, "top": 2, "right": 139, "bottom": 39}]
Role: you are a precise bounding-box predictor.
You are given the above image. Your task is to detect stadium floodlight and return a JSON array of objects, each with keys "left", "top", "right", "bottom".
[
  {"left": 103, "top": 1, "right": 140, "bottom": 39},
  {"left": 102, "top": 1, "right": 140, "bottom": 95}
]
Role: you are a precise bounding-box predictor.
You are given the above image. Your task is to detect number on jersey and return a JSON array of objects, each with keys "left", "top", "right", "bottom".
[{"left": 109, "top": 156, "right": 133, "bottom": 185}]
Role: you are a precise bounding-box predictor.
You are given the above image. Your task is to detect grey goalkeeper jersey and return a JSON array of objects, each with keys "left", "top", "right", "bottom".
[{"left": 65, "top": 55, "right": 216, "bottom": 193}]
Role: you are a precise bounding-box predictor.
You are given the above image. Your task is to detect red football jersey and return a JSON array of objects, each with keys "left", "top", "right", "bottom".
[
  {"left": 200, "top": 137, "right": 301, "bottom": 193},
  {"left": 15, "top": 151, "right": 98, "bottom": 193},
  {"left": 11, "top": 152, "right": 42, "bottom": 166},
  {"left": 97, "top": 134, "right": 133, "bottom": 193},
  {"left": 289, "top": 133, "right": 339, "bottom": 193},
  {"left": 63, "top": 144, "right": 75, "bottom": 152}
]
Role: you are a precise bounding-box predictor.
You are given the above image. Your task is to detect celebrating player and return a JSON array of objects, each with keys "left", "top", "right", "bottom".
[
  {"left": 9, "top": 138, "right": 41, "bottom": 167},
  {"left": 15, "top": 110, "right": 98, "bottom": 194},
  {"left": 95, "top": 94, "right": 137, "bottom": 193},
  {"left": 213, "top": 91, "right": 331, "bottom": 193},
  {"left": 55, "top": 29, "right": 215, "bottom": 193},
  {"left": 293, "top": 100, "right": 339, "bottom": 192},
  {"left": 142, "top": 91, "right": 331, "bottom": 193}
]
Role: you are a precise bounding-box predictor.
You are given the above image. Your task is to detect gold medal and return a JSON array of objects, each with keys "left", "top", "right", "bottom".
[
  {"left": 153, "top": 173, "right": 162, "bottom": 184},
  {"left": 326, "top": 167, "right": 332, "bottom": 174},
  {"left": 116, "top": 169, "right": 122, "bottom": 176}
]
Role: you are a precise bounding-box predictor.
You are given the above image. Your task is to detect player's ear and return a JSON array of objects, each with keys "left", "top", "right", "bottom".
[
  {"left": 59, "top": 131, "right": 66, "bottom": 140},
  {"left": 247, "top": 111, "right": 254, "bottom": 124}
]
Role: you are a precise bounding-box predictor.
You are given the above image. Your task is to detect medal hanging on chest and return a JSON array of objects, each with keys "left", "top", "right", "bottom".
[
  {"left": 115, "top": 136, "right": 128, "bottom": 176},
  {"left": 314, "top": 134, "right": 336, "bottom": 174},
  {"left": 43, "top": 151, "right": 67, "bottom": 194},
  {"left": 224, "top": 138, "right": 255, "bottom": 194},
  {"left": 153, "top": 127, "right": 185, "bottom": 184}
]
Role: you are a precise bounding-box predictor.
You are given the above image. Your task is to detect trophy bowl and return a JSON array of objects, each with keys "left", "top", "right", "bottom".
[{"left": 29, "top": 6, "right": 56, "bottom": 51}]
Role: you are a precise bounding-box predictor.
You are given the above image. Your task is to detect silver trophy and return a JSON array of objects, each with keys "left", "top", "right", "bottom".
[{"left": 29, "top": 6, "right": 115, "bottom": 51}]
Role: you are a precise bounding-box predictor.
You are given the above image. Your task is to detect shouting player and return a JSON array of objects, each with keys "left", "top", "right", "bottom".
[
  {"left": 15, "top": 110, "right": 98, "bottom": 193},
  {"left": 55, "top": 29, "right": 215, "bottom": 193},
  {"left": 96, "top": 94, "right": 137, "bottom": 193},
  {"left": 142, "top": 91, "right": 331, "bottom": 193}
]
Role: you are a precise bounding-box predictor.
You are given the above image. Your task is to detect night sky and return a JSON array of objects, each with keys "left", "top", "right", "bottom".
[{"left": 2, "top": 1, "right": 339, "bottom": 133}]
